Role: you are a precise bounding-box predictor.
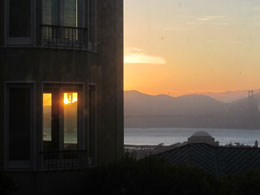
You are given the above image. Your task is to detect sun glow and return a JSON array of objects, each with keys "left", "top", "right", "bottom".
[{"left": 64, "top": 93, "right": 78, "bottom": 104}]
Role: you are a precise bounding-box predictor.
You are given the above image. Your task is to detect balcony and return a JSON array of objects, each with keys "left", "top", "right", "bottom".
[
  {"left": 40, "top": 24, "right": 87, "bottom": 49},
  {"left": 39, "top": 150, "right": 88, "bottom": 171}
]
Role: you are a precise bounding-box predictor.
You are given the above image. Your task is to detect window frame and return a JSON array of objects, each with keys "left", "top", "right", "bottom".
[
  {"left": 88, "top": 83, "right": 97, "bottom": 166},
  {"left": 4, "top": 82, "right": 35, "bottom": 169},
  {"left": 41, "top": 82, "right": 85, "bottom": 153},
  {"left": 5, "top": 0, "right": 35, "bottom": 46}
]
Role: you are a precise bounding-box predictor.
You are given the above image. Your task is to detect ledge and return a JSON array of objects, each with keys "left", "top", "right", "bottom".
[{"left": 0, "top": 45, "right": 98, "bottom": 54}]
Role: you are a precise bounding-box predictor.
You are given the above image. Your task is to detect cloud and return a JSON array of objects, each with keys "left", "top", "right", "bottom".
[
  {"left": 124, "top": 48, "right": 166, "bottom": 64},
  {"left": 198, "top": 16, "right": 225, "bottom": 21},
  {"left": 186, "top": 16, "right": 228, "bottom": 26}
]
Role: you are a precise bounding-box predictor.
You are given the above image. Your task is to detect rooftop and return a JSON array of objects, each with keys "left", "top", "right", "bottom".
[{"left": 157, "top": 143, "right": 260, "bottom": 177}]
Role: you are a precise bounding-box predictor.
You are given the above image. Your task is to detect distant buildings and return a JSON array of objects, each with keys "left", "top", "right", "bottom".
[{"left": 125, "top": 130, "right": 260, "bottom": 162}]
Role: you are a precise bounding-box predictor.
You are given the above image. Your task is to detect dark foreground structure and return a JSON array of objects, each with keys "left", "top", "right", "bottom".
[
  {"left": 0, "top": 0, "right": 123, "bottom": 194},
  {"left": 157, "top": 143, "right": 260, "bottom": 177}
]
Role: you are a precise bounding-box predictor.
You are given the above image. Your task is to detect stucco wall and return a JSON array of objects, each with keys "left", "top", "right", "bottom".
[{"left": 96, "top": 0, "right": 124, "bottom": 164}]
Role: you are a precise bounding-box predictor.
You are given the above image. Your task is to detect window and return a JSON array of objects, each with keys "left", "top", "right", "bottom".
[
  {"left": 41, "top": 0, "right": 86, "bottom": 48},
  {"left": 42, "top": 84, "right": 83, "bottom": 152},
  {"left": 6, "top": 0, "right": 34, "bottom": 45},
  {"left": 5, "top": 83, "right": 34, "bottom": 169},
  {"left": 41, "top": 84, "right": 86, "bottom": 169},
  {"left": 41, "top": 0, "right": 97, "bottom": 50}
]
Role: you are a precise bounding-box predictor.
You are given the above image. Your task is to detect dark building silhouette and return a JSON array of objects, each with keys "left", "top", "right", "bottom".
[{"left": 0, "top": 0, "right": 124, "bottom": 171}]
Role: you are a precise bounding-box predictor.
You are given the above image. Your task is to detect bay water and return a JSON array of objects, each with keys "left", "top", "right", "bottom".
[{"left": 124, "top": 128, "right": 260, "bottom": 146}]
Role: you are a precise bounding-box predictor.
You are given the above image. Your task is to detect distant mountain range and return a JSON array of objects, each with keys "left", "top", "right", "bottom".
[{"left": 124, "top": 90, "right": 260, "bottom": 129}]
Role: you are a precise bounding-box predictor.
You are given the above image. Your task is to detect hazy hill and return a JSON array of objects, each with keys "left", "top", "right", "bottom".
[
  {"left": 125, "top": 90, "right": 260, "bottom": 129},
  {"left": 125, "top": 90, "right": 227, "bottom": 116}
]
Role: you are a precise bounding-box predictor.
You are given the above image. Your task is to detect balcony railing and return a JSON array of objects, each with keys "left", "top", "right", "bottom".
[
  {"left": 40, "top": 24, "right": 87, "bottom": 49},
  {"left": 39, "top": 150, "right": 88, "bottom": 171}
]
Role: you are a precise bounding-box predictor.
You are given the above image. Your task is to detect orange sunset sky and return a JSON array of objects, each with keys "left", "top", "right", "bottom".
[{"left": 124, "top": 0, "right": 260, "bottom": 97}]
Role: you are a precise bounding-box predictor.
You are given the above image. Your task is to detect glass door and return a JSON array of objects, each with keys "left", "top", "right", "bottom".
[{"left": 42, "top": 84, "right": 85, "bottom": 169}]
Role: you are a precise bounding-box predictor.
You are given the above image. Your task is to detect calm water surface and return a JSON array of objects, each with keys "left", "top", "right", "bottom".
[{"left": 124, "top": 128, "right": 260, "bottom": 146}]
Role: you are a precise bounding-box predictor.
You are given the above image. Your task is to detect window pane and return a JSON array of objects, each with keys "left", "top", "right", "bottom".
[
  {"left": 42, "top": 0, "right": 59, "bottom": 25},
  {"left": 63, "top": 0, "right": 78, "bottom": 27},
  {"left": 9, "top": 0, "right": 31, "bottom": 37},
  {"left": 43, "top": 93, "right": 52, "bottom": 142},
  {"left": 43, "top": 89, "right": 60, "bottom": 152},
  {"left": 64, "top": 92, "right": 78, "bottom": 150},
  {"left": 9, "top": 88, "right": 31, "bottom": 161}
]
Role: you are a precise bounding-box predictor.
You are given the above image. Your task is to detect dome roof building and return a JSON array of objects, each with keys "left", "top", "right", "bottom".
[{"left": 188, "top": 131, "right": 218, "bottom": 146}]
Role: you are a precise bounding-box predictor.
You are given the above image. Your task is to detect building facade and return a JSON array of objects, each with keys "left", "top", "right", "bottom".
[{"left": 0, "top": 0, "right": 124, "bottom": 171}]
